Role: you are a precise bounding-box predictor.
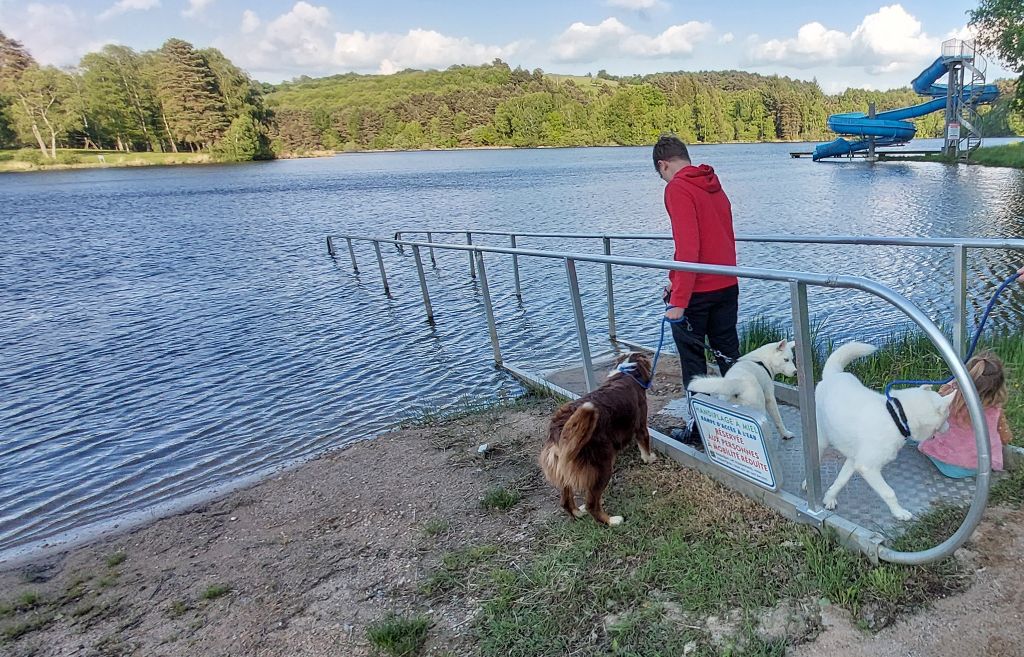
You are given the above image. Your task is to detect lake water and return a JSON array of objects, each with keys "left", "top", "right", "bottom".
[{"left": 2, "top": 139, "right": 1024, "bottom": 560}]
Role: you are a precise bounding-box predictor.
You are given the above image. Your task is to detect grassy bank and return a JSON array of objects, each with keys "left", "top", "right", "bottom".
[
  {"left": 0, "top": 148, "right": 213, "bottom": 172},
  {"left": 904, "top": 141, "right": 1024, "bottom": 169}
]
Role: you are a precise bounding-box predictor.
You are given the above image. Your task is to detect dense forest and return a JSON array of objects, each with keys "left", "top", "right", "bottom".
[
  {"left": 0, "top": 32, "right": 273, "bottom": 162},
  {"left": 1, "top": 31, "right": 1020, "bottom": 160}
]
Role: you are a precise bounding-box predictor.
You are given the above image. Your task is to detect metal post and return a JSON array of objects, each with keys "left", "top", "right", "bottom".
[
  {"left": 411, "top": 245, "right": 434, "bottom": 323},
  {"left": 510, "top": 235, "right": 522, "bottom": 299},
  {"left": 603, "top": 237, "right": 617, "bottom": 340},
  {"left": 372, "top": 240, "right": 390, "bottom": 296},
  {"left": 953, "top": 244, "right": 967, "bottom": 358},
  {"left": 466, "top": 231, "right": 476, "bottom": 279},
  {"left": 565, "top": 258, "right": 597, "bottom": 392},
  {"left": 426, "top": 231, "right": 437, "bottom": 267},
  {"left": 475, "top": 251, "right": 502, "bottom": 366},
  {"left": 790, "top": 281, "right": 822, "bottom": 514},
  {"left": 867, "top": 103, "right": 876, "bottom": 162},
  {"left": 346, "top": 238, "right": 359, "bottom": 274},
  {"left": 327, "top": 236, "right": 336, "bottom": 256}
]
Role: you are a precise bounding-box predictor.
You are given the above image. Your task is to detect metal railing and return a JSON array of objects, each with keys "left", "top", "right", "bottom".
[
  {"left": 327, "top": 231, "right": 1009, "bottom": 565},
  {"left": 393, "top": 229, "right": 1024, "bottom": 358}
]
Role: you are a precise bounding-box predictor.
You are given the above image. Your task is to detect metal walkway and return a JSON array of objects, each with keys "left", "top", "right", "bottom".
[{"left": 329, "top": 229, "right": 1024, "bottom": 564}]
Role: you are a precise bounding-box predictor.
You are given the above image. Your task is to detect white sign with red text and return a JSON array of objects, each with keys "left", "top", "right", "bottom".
[{"left": 690, "top": 396, "right": 778, "bottom": 490}]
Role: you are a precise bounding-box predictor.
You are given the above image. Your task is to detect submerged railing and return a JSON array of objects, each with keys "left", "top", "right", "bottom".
[
  {"left": 393, "top": 229, "right": 1024, "bottom": 359},
  {"left": 328, "top": 231, "right": 1024, "bottom": 565}
]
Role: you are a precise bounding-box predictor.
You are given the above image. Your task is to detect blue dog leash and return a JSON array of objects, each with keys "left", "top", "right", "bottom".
[{"left": 618, "top": 306, "right": 731, "bottom": 389}]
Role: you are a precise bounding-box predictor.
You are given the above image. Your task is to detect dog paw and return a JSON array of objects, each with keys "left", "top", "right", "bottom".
[
  {"left": 608, "top": 516, "right": 624, "bottom": 526},
  {"left": 892, "top": 508, "right": 913, "bottom": 521},
  {"left": 823, "top": 497, "right": 838, "bottom": 510},
  {"left": 801, "top": 479, "right": 807, "bottom": 491},
  {"left": 781, "top": 431, "right": 795, "bottom": 440},
  {"left": 574, "top": 504, "right": 587, "bottom": 519},
  {"left": 641, "top": 452, "right": 657, "bottom": 464}
]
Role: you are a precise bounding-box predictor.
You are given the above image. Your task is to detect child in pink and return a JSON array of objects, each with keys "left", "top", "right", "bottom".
[{"left": 918, "top": 352, "right": 1013, "bottom": 478}]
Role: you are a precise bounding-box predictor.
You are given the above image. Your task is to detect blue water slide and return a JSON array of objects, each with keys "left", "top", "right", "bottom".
[{"left": 812, "top": 55, "right": 1000, "bottom": 161}]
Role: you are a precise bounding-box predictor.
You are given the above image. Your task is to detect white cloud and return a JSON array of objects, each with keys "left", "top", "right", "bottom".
[
  {"left": 227, "top": 2, "right": 520, "bottom": 77},
  {"left": 718, "top": 32, "right": 734, "bottom": 44},
  {"left": 606, "top": 0, "right": 667, "bottom": 10},
  {"left": 3, "top": 3, "right": 109, "bottom": 65},
  {"left": 240, "top": 9, "right": 260, "bottom": 34},
  {"left": 552, "top": 16, "right": 712, "bottom": 62},
  {"left": 747, "top": 4, "right": 940, "bottom": 74},
  {"left": 182, "top": 0, "right": 214, "bottom": 19},
  {"left": 98, "top": 0, "right": 159, "bottom": 21}
]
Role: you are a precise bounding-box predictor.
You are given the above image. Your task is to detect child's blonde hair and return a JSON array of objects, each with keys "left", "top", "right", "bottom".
[{"left": 949, "top": 351, "right": 1008, "bottom": 422}]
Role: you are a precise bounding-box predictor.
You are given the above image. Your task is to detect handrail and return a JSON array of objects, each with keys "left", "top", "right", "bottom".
[
  {"left": 394, "top": 229, "right": 1024, "bottom": 250},
  {"left": 331, "top": 232, "right": 991, "bottom": 565}
]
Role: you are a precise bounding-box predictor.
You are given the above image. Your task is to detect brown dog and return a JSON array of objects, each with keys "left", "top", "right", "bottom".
[{"left": 538, "top": 353, "right": 656, "bottom": 526}]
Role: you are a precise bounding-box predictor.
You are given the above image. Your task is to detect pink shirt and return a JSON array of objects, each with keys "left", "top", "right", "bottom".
[{"left": 918, "top": 406, "right": 1004, "bottom": 471}]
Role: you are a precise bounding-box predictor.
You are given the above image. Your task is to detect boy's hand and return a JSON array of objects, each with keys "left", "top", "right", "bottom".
[
  {"left": 1017, "top": 266, "right": 1024, "bottom": 282},
  {"left": 665, "top": 306, "right": 686, "bottom": 321}
]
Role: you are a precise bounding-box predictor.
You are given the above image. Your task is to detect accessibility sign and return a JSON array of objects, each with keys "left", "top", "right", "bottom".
[{"left": 690, "top": 395, "right": 778, "bottom": 490}]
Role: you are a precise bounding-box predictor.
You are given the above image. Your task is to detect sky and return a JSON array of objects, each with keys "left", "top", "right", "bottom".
[{"left": 0, "top": 0, "right": 1013, "bottom": 92}]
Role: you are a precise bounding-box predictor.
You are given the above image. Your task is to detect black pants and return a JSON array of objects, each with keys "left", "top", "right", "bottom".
[{"left": 670, "top": 284, "right": 741, "bottom": 389}]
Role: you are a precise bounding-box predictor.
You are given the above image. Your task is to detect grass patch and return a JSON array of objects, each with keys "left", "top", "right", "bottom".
[
  {"left": 201, "top": 584, "right": 231, "bottom": 600},
  {"left": 420, "top": 545, "right": 499, "bottom": 597},
  {"left": 0, "top": 148, "right": 212, "bottom": 172},
  {"left": 449, "top": 465, "right": 968, "bottom": 656},
  {"left": 105, "top": 552, "right": 127, "bottom": 568},
  {"left": 480, "top": 486, "right": 521, "bottom": 511},
  {"left": 423, "top": 517, "right": 450, "bottom": 537},
  {"left": 366, "top": 613, "right": 431, "bottom": 657},
  {"left": 167, "top": 600, "right": 191, "bottom": 618}
]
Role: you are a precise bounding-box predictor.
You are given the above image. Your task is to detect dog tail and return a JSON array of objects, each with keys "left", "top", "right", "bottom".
[
  {"left": 687, "top": 375, "right": 745, "bottom": 399},
  {"left": 559, "top": 402, "right": 599, "bottom": 463},
  {"left": 822, "top": 342, "right": 877, "bottom": 378}
]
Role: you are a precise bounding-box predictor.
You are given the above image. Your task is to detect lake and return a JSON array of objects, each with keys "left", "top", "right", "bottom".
[{"left": 2, "top": 139, "right": 1024, "bottom": 560}]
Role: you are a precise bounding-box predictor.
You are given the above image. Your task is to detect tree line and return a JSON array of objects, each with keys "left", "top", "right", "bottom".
[
  {"left": 0, "top": 33, "right": 272, "bottom": 161},
  {"left": 264, "top": 61, "right": 1021, "bottom": 153},
  {"left": 1, "top": 31, "right": 1020, "bottom": 160}
]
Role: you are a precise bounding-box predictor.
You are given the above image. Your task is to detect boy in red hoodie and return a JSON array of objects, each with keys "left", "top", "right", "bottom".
[{"left": 654, "top": 135, "right": 740, "bottom": 443}]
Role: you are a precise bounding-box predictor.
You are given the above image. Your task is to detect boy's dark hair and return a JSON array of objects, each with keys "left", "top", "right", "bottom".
[{"left": 652, "top": 134, "right": 690, "bottom": 172}]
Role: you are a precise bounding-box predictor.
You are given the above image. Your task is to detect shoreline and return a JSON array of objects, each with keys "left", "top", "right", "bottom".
[{"left": 2, "top": 386, "right": 1023, "bottom": 656}]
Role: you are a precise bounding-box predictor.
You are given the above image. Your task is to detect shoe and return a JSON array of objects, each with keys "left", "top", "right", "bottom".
[{"left": 670, "top": 422, "right": 704, "bottom": 451}]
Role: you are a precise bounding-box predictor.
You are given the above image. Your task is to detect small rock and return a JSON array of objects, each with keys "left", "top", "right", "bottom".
[
  {"left": 683, "top": 641, "right": 697, "bottom": 655},
  {"left": 230, "top": 516, "right": 238, "bottom": 522}
]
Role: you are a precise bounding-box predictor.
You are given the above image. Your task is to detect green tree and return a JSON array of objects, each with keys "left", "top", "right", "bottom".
[
  {"left": 154, "top": 38, "right": 229, "bottom": 152},
  {"left": 970, "top": 0, "right": 1024, "bottom": 110},
  {"left": 9, "top": 66, "right": 81, "bottom": 158},
  {"left": 0, "top": 31, "right": 35, "bottom": 148},
  {"left": 81, "top": 46, "right": 159, "bottom": 151},
  {"left": 214, "top": 112, "right": 273, "bottom": 161}
]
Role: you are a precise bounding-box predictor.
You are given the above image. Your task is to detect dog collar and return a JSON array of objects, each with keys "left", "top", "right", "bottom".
[
  {"left": 885, "top": 397, "right": 912, "bottom": 438},
  {"left": 753, "top": 361, "right": 772, "bottom": 377},
  {"left": 616, "top": 361, "right": 652, "bottom": 390}
]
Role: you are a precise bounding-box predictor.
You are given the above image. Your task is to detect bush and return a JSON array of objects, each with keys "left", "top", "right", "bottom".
[
  {"left": 15, "top": 148, "right": 45, "bottom": 165},
  {"left": 56, "top": 152, "right": 82, "bottom": 165}
]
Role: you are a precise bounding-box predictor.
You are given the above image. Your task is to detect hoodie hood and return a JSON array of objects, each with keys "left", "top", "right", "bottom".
[{"left": 675, "top": 164, "right": 721, "bottom": 194}]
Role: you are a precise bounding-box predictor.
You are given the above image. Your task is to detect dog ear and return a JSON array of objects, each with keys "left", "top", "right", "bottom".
[
  {"left": 776, "top": 340, "right": 786, "bottom": 351},
  {"left": 787, "top": 340, "right": 796, "bottom": 350}
]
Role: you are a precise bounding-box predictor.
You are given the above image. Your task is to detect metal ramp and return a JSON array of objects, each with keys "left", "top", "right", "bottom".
[
  {"left": 329, "top": 229, "right": 1024, "bottom": 564},
  {"left": 544, "top": 359, "right": 994, "bottom": 539}
]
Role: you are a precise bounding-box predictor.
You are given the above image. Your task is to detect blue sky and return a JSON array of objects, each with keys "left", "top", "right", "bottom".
[{"left": 0, "top": 0, "right": 1012, "bottom": 92}]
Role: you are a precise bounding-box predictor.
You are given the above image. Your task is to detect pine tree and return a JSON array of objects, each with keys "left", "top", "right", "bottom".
[{"left": 154, "top": 39, "right": 229, "bottom": 152}]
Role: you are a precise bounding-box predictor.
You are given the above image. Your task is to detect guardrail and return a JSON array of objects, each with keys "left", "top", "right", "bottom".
[
  {"left": 327, "top": 232, "right": 1004, "bottom": 565},
  {"left": 392, "top": 230, "right": 1024, "bottom": 359}
]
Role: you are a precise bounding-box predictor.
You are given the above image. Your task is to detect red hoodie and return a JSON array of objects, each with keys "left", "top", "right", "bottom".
[{"left": 664, "top": 164, "right": 738, "bottom": 308}]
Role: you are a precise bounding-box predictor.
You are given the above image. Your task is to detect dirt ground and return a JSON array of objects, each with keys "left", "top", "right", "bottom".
[{"left": 2, "top": 365, "right": 1024, "bottom": 656}]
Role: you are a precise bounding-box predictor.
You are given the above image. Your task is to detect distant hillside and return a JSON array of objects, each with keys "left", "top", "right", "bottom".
[{"left": 264, "top": 60, "right": 1021, "bottom": 153}]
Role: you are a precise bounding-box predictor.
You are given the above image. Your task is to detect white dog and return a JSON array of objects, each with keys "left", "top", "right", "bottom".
[
  {"left": 687, "top": 340, "right": 798, "bottom": 440},
  {"left": 814, "top": 342, "right": 954, "bottom": 520}
]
